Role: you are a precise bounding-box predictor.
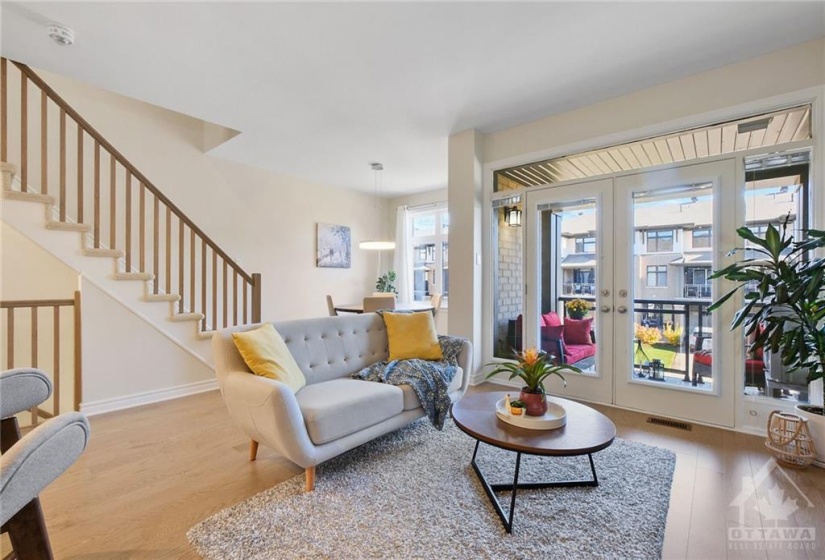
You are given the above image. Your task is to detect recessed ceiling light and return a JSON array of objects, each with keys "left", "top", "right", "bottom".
[{"left": 47, "top": 23, "right": 75, "bottom": 47}]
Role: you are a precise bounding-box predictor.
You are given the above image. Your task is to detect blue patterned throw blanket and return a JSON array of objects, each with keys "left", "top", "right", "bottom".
[{"left": 352, "top": 335, "right": 466, "bottom": 430}]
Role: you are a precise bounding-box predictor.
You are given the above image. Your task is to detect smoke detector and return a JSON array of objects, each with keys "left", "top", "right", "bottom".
[{"left": 47, "top": 23, "right": 75, "bottom": 47}]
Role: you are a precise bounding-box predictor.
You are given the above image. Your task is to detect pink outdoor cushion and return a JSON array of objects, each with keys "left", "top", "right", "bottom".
[
  {"left": 693, "top": 351, "right": 712, "bottom": 367},
  {"left": 564, "top": 344, "right": 596, "bottom": 364},
  {"left": 542, "top": 312, "right": 562, "bottom": 327},
  {"left": 564, "top": 317, "right": 594, "bottom": 346},
  {"left": 541, "top": 325, "right": 565, "bottom": 340}
]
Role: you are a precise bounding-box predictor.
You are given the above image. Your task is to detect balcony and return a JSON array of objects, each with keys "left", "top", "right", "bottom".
[
  {"left": 683, "top": 284, "right": 711, "bottom": 298},
  {"left": 562, "top": 282, "right": 596, "bottom": 295}
]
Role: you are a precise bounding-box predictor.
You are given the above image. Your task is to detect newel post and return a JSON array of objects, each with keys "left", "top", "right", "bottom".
[{"left": 251, "top": 273, "right": 262, "bottom": 324}]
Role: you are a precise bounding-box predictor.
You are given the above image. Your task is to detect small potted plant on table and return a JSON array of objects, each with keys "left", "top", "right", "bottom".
[{"left": 486, "top": 348, "right": 582, "bottom": 416}]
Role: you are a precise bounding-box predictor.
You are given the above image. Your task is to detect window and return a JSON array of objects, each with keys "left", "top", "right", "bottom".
[
  {"left": 684, "top": 267, "right": 711, "bottom": 297},
  {"left": 411, "top": 206, "right": 448, "bottom": 305},
  {"left": 574, "top": 236, "right": 595, "bottom": 253},
  {"left": 692, "top": 228, "right": 711, "bottom": 248},
  {"left": 646, "top": 265, "right": 667, "bottom": 287},
  {"left": 646, "top": 229, "right": 674, "bottom": 252}
]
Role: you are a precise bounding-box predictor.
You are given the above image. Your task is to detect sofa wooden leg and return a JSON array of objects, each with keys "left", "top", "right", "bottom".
[
  {"left": 249, "top": 440, "right": 259, "bottom": 461},
  {"left": 305, "top": 466, "right": 316, "bottom": 492}
]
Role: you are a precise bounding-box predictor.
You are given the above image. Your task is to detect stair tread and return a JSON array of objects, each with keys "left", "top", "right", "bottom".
[
  {"left": 143, "top": 293, "right": 181, "bottom": 302},
  {"left": 46, "top": 221, "right": 92, "bottom": 232},
  {"left": 83, "top": 248, "right": 125, "bottom": 258},
  {"left": 113, "top": 272, "right": 154, "bottom": 281},
  {"left": 3, "top": 189, "right": 55, "bottom": 205},
  {"left": 169, "top": 313, "right": 205, "bottom": 322}
]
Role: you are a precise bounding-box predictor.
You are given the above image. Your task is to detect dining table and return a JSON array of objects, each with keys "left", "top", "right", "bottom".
[{"left": 334, "top": 301, "right": 434, "bottom": 314}]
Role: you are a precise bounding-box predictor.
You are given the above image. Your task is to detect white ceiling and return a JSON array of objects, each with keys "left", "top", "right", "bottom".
[{"left": 2, "top": 2, "right": 823, "bottom": 197}]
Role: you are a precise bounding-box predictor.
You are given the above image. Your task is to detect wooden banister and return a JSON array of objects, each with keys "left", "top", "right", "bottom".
[
  {"left": 0, "top": 292, "right": 83, "bottom": 419},
  {"left": 3, "top": 59, "right": 262, "bottom": 331},
  {"left": 10, "top": 61, "right": 253, "bottom": 284}
]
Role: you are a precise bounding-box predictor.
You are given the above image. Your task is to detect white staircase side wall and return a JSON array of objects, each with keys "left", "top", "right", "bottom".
[{"left": 2, "top": 196, "right": 213, "bottom": 366}]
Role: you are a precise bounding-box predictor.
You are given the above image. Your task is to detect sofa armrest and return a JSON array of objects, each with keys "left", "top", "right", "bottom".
[
  {"left": 456, "top": 339, "right": 473, "bottom": 394},
  {"left": 221, "top": 372, "right": 318, "bottom": 468},
  {"left": 0, "top": 368, "right": 53, "bottom": 419}
]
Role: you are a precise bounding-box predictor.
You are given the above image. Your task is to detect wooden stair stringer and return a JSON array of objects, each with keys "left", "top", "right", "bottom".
[{"left": 2, "top": 193, "right": 213, "bottom": 366}]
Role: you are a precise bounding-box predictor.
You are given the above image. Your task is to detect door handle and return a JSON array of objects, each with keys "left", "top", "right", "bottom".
[
  {"left": 617, "top": 305, "right": 628, "bottom": 313},
  {"left": 600, "top": 305, "right": 612, "bottom": 313}
]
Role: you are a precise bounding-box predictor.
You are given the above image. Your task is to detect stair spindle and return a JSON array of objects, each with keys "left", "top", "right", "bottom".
[
  {"left": 139, "top": 182, "right": 145, "bottom": 271},
  {"left": 223, "top": 260, "right": 228, "bottom": 328},
  {"left": 53, "top": 305, "right": 60, "bottom": 416},
  {"left": 77, "top": 127, "right": 83, "bottom": 222},
  {"left": 59, "top": 108, "right": 66, "bottom": 221},
  {"left": 153, "top": 195, "right": 159, "bottom": 294},
  {"left": 20, "top": 73, "right": 27, "bottom": 191},
  {"left": 233, "top": 271, "right": 238, "bottom": 326},
  {"left": 190, "top": 229, "right": 195, "bottom": 316},
  {"left": 201, "top": 238, "right": 207, "bottom": 331},
  {"left": 243, "top": 279, "right": 248, "bottom": 324},
  {"left": 94, "top": 140, "right": 100, "bottom": 247},
  {"left": 5, "top": 308, "right": 13, "bottom": 369},
  {"left": 1, "top": 58, "right": 7, "bottom": 161},
  {"left": 212, "top": 250, "right": 217, "bottom": 331},
  {"left": 178, "top": 218, "right": 184, "bottom": 314},
  {"left": 166, "top": 206, "right": 172, "bottom": 295},
  {"left": 110, "top": 156, "right": 116, "bottom": 249},
  {"left": 125, "top": 172, "right": 132, "bottom": 271},
  {"left": 40, "top": 90, "right": 47, "bottom": 195}
]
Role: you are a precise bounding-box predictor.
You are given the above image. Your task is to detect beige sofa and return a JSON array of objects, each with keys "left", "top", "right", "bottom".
[{"left": 212, "top": 313, "right": 472, "bottom": 490}]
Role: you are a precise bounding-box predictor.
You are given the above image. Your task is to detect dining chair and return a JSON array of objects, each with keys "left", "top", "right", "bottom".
[
  {"left": 363, "top": 296, "right": 396, "bottom": 313},
  {"left": 430, "top": 293, "right": 443, "bottom": 319},
  {"left": 326, "top": 295, "right": 338, "bottom": 317}
]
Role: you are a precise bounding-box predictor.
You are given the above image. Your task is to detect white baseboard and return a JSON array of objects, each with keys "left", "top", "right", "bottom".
[{"left": 81, "top": 378, "right": 218, "bottom": 416}]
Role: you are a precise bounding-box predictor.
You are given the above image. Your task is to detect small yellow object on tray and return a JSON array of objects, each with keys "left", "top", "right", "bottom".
[{"left": 510, "top": 406, "right": 523, "bottom": 416}]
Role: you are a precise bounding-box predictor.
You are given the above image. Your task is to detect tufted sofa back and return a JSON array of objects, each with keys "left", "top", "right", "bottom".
[{"left": 212, "top": 314, "right": 389, "bottom": 387}]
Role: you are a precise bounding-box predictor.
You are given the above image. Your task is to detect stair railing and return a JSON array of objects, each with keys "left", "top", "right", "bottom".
[
  {"left": 1, "top": 292, "right": 82, "bottom": 421},
  {"left": 1, "top": 58, "right": 261, "bottom": 331}
]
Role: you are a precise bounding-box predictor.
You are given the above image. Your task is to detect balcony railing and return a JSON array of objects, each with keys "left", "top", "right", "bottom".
[
  {"left": 557, "top": 295, "right": 712, "bottom": 386},
  {"left": 683, "top": 284, "right": 711, "bottom": 298},
  {"left": 562, "top": 283, "right": 596, "bottom": 295}
]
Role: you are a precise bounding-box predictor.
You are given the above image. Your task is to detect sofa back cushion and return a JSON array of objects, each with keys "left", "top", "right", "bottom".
[{"left": 213, "top": 314, "right": 389, "bottom": 386}]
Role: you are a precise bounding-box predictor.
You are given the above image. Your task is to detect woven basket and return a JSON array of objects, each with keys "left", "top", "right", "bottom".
[{"left": 765, "top": 410, "right": 817, "bottom": 468}]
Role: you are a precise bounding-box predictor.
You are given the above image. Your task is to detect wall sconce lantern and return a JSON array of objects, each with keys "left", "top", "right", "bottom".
[{"left": 506, "top": 206, "right": 522, "bottom": 227}]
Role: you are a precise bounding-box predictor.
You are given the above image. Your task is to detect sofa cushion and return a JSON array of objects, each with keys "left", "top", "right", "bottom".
[
  {"left": 564, "top": 317, "right": 594, "bottom": 346},
  {"left": 231, "top": 324, "right": 306, "bottom": 392},
  {"left": 295, "top": 379, "right": 403, "bottom": 445},
  {"left": 400, "top": 366, "right": 464, "bottom": 411},
  {"left": 564, "top": 344, "right": 596, "bottom": 365},
  {"left": 383, "top": 312, "right": 443, "bottom": 361}
]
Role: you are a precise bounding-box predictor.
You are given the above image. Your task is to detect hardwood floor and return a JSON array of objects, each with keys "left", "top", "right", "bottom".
[{"left": 2, "top": 386, "right": 823, "bottom": 559}]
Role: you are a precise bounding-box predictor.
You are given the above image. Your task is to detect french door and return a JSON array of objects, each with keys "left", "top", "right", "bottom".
[{"left": 524, "top": 160, "right": 738, "bottom": 426}]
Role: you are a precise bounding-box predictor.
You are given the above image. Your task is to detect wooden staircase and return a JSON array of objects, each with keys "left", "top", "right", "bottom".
[{"left": 1, "top": 58, "right": 260, "bottom": 361}]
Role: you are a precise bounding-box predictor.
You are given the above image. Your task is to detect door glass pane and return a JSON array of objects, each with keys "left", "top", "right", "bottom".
[
  {"left": 413, "top": 243, "right": 435, "bottom": 301},
  {"left": 493, "top": 199, "right": 523, "bottom": 359},
  {"left": 631, "top": 182, "right": 713, "bottom": 391},
  {"left": 441, "top": 242, "right": 449, "bottom": 306},
  {"left": 538, "top": 198, "right": 598, "bottom": 374},
  {"left": 743, "top": 152, "right": 810, "bottom": 402}
]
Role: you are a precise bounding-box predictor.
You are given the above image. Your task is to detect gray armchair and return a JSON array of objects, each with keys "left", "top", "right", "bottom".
[{"left": 1, "top": 368, "right": 91, "bottom": 560}]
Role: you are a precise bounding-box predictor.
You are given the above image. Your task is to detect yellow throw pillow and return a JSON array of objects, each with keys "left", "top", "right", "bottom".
[
  {"left": 383, "top": 312, "right": 443, "bottom": 361},
  {"left": 232, "top": 324, "right": 306, "bottom": 392}
]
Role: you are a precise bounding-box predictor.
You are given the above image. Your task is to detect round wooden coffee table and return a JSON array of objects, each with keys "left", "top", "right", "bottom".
[{"left": 451, "top": 391, "right": 616, "bottom": 533}]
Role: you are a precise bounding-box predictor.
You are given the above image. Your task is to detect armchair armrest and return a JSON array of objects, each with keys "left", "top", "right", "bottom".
[
  {"left": 221, "top": 372, "right": 318, "bottom": 467},
  {"left": 0, "top": 368, "right": 53, "bottom": 419},
  {"left": 0, "top": 411, "right": 90, "bottom": 526}
]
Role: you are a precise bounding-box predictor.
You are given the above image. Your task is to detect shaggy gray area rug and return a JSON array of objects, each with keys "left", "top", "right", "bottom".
[{"left": 188, "top": 419, "right": 675, "bottom": 559}]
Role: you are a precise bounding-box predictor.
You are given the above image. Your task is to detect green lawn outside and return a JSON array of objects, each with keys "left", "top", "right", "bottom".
[{"left": 637, "top": 343, "right": 680, "bottom": 368}]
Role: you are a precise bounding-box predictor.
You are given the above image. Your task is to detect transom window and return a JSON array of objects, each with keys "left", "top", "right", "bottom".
[{"left": 646, "top": 229, "right": 674, "bottom": 252}]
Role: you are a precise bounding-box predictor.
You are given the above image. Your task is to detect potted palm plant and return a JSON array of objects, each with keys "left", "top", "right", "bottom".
[
  {"left": 485, "top": 348, "right": 581, "bottom": 416},
  {"left": 709, "top": 217, "right": 824, "bottom": 466}
]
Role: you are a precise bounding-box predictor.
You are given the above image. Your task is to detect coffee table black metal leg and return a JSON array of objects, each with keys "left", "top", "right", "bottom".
[{"left": 470, "top": 441, "right": 600, "bottom": 533}]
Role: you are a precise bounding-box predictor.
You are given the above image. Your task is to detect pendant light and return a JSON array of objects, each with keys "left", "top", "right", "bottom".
[{"left": 360, "top": 163, "right": 396, "bottom": 250}]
